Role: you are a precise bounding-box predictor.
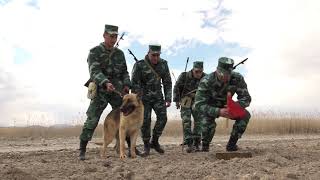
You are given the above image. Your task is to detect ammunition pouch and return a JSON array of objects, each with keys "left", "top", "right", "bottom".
[
  {"left": 180, "top": 96, "right": 193, "bottom": 108},
  {"left": 87, "top": 82, "right": 97, "bottom": 99}
]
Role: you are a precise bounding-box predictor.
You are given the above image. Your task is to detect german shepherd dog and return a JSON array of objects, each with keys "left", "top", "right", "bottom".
[{"left": 101, "top": 93, "right": 144, "bottom": 159}]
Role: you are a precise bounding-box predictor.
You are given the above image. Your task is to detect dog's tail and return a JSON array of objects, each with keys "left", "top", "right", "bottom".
[{"left": 93, "top": 142, "right": 103, "bottom": 146}]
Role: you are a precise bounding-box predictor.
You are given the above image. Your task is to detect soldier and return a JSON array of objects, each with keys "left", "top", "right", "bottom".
[
  {"left": 79, "top": 24, "right": 131, "bottom": 160},
  {"left": 194, "top": 57, "right": 251, "bottom": 152},
  {"left": 131, "top": 44, "right": 172, "bottom": 156},
  {"left": 173, "top": 61, "right": 206, "bottom": 153}
]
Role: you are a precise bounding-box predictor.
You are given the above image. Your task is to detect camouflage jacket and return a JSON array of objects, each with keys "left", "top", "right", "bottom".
[
  {"left": 87, "top": 42, "right": 131, "bottom": 92},
  {"left": 173, "top": 70, "right": 206, "bottom": 102},
  {"left": 131, "top": 56, "right": 172, "bottom": 102},
  {"left": 194, "top": 71, "right": 251, "bottom": 118}
]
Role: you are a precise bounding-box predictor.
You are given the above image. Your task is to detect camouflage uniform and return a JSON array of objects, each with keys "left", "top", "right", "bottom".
[
  {"left": 131, "top": 45, "right": 172, "bottom": 154},
  {"left": 173, "top": 61, "right": 206, "bottom": 148},
  {"left": 80, "top": 25, "right": 131, "bottom": 143},
  {"left": 194, "top": 57, "right": 251, "bottom": 151}
]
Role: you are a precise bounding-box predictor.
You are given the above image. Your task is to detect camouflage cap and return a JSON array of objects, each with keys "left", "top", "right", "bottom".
[
  {"left": 217, "top": 57, "right": 234, "bottom": 73},
  {"left": 193, "top": 61, "right": 203, "bottom": 69},
  {"left": 149, "top": 44, "right": 161, "bottom": 54},
  {"left": 104, "top": 24, "right": 118, "bottom": 35}
]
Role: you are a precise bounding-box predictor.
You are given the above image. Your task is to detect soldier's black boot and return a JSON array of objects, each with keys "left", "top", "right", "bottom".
[
  {"left": 141, "top": 140, "right": 151, "bottom": 157},
  {"left": 226, "top": 135, "right": 239, "bottom": 151},
  {"left": 201, "top": 142, "right": 209, "bottom": 152},
  {"left": 150, "top": 136, "right": 164, "bottom": 154},
  {"left": 186, "top": 141, "right": 194, "bottom": 153},
  {"left": 79, "top": 140, "right": 88, "bottom": 161},
  {"left": 126, "top": 136, "right": 142, "bottom": 157},
  {"left": 194, "top": 138, "right": 201, "bottom": 152}
]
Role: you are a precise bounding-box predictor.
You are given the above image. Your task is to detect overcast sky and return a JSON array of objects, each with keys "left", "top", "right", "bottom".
[{"left": 1, "top": 0, "right": 319, "bottom": 126}]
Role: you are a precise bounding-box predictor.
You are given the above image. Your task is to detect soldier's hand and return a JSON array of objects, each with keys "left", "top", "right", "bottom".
[
  {"left": 165, "top": 101, "right": 171, "bottom": 107},
  {"left": 105, "top": 83, "right": 115, "bottom": 92},
  {"left": 122, "top": 86, "right": 129, "bottom": 95},
  {"left": 175, "top": 102, "right": 180, "bottom": 109},
  {"left": 219, "top": 108, "right": 231, "bottom": 118}
]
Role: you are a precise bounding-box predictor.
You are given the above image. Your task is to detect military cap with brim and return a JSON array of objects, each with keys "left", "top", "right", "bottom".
[
  {"left": 193, "top": 61, "right": 203, "bottom": 69},
  {"left": 149, "top": 44, "right": 161, "bottom": 54},
  {"left": 104, "top": 24, "right": 118, "bottom": 35},
  {"left": 217, "top": 57, "right": 234, "bottom": 73}
]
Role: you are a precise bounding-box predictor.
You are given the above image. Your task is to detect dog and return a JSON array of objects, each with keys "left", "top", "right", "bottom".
[{"left": 100, "top": 92, "right": 144, "bottom": 159}]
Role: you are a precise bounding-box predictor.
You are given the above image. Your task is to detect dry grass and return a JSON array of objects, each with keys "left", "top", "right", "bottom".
[{"left": 1, "top": 112, "right": 319, "bottom": 139}]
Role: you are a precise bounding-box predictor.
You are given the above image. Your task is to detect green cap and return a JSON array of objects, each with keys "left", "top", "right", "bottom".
[
  {"left": 193, "top": 61, "right": 203, "bottom": 69},
  {"left": 217, "top": 57, "right": 234, "bottom": 73},
  {"left": 104, "top": 24, "right": 118, "bottom": 35},
  {"left": 149, "top": 44, "right": 161, "bottom": 54}
]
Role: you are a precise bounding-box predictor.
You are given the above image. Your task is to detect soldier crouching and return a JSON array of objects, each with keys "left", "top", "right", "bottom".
[{"left": 194, "top": 57, "right": 251, "bottom": 152}]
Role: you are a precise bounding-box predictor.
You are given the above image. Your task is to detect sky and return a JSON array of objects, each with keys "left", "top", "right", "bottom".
[{"left": 0, "top": 0, "right": 320, "bottom": 126}]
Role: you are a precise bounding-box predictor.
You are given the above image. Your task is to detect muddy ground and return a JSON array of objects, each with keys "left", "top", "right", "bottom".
[{"left": 1, "top": 135, "right": 320, "bottom": 180}]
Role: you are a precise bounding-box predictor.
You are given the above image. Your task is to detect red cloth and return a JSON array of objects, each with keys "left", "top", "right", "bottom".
[{"left": 227, "top": 93, "right": 246, "bottom": 119}]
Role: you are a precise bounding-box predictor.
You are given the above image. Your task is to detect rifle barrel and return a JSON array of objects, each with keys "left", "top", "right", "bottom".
[
  {"left": 128, "top": 49, "right": 138, "bottom": 62},
  {"left": 233, "top": 58, "right": 248, "bottom": 69}
]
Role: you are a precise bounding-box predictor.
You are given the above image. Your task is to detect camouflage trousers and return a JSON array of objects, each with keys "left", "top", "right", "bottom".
[
  {"left": 180, "top": 107, "right": 202, "bottom": 145},
  {"left": 201, "top": 109, "right": 251, "bottom": 145},
  {"left": 79, "top": 91, "right": 122, "bottom": 142},
  {"left": 141, "top": 99, "right": 167, "bottom": 141}
]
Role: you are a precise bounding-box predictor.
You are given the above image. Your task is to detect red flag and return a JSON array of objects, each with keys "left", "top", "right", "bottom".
[{"left": 227, "top": 93, "right": 246, "bottom": 119}]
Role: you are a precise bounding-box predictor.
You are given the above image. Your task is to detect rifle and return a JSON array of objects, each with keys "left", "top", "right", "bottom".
[
  {"left": 233, "top": 58, "right": 248, "bottom": 70},
  {"left": 84, "top": 33, "right": 125, "bottom": 87},
  {"left": 116, "top": 33, "right": 125, "bottom": 47},
  {"left": 183, "top": 89, "right": 197, "bottom": 96},
  {"left": 171, "top": 72, "right": 177, "bottom": 82},
  {"left": 128, "top": 49, "right": 138, "bottom": 62},
  {"left": 179, "top": 57, "right": 189, "bottom": 99},
  {"left": 179, "top": 57, "right": 189, "bottom": 151}
]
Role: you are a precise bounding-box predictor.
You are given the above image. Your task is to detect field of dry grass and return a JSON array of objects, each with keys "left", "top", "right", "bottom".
[
  {"left": 1, "top": 112, "right": 320, "bottom": 180},
  {"left": 1, "top": 112, "right": 319, "bottom": 139}
]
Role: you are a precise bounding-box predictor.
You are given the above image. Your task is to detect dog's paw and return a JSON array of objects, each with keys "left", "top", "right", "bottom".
[
  {"left": 130, "top": 153, "right": 137, "bottom": 159},
  {"left": 120, "top": 154, "right": 127, "bottom": 160},
  {"left": 100, "top": 151, "right": 107, "bottom": 158},
  {"left": 100, "top": 153, "right": 107, "bottom": 158}
]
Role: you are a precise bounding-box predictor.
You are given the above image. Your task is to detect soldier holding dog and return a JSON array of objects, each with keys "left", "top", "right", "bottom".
[{"left": 79, "top": 24, "right": 131, "bottom": 160}]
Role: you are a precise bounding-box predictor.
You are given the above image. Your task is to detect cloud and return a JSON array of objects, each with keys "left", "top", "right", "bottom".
[
  {"left": 1, "top": 0, "right": 320, "bottom": 126},
  {"left": 0, "top": 0, "right": 227, "bottom": 126},
  {"left": 220, "top": 0, "right": 320, "bottom": 110}
]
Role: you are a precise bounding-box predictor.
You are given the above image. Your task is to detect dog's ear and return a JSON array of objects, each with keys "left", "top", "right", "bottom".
[{"left": 136, "top": 91, "right": 143, "bottom": 101}]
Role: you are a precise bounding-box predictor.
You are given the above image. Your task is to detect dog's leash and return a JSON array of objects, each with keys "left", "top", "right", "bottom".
[{"left": 113, "top": 90, "right": 124, "bottom": 97}]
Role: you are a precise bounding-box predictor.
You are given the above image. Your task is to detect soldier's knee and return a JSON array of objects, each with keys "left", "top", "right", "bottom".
[
  {"left": 158, "top": 112, "right": 167, "bottom": 121},
  {"left": 86, "top": 121, "right": 99, "bottom": 130},
  {"left": 245, "top": 110, "right": 251, "bottom": 119}
]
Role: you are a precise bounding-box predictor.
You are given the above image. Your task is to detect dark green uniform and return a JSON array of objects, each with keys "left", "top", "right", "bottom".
[
  {"left": 131, "top": 56, "right": 172, "bottom": 141},
  {"left": 80, "top": 43, "right": 131, "bottom": 142},
  {"left": 78, "top": 24, "right": 131, "bottom": 160},
  {"left": 194, "top": 57, "right": 251, "bottom": 151},
  {"left": 173, "top": 68, "right": 206, "bottom": 146}
]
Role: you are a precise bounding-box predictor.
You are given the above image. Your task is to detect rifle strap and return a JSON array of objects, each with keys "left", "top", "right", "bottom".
[{"left": 144, "top": 58, "right": 161, "bottom": 81}]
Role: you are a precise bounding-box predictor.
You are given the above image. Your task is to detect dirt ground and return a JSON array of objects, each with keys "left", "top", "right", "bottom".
[{"left": 1, "top": 134, "right": 320, "bottom": 180}]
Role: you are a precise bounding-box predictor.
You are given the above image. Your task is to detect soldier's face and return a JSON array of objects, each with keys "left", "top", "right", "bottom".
[
  {"left": 216, "top": 69, "right": 231, "bottom": 83},
  {"left": 148, "top": 52, "right": 160, "bottom": 65},
  {"left": 103, "top": 33, "right": 118, "bottom": 48},
  {"left": 192, "top": 68, "right": 203, "bottom": 79}
]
